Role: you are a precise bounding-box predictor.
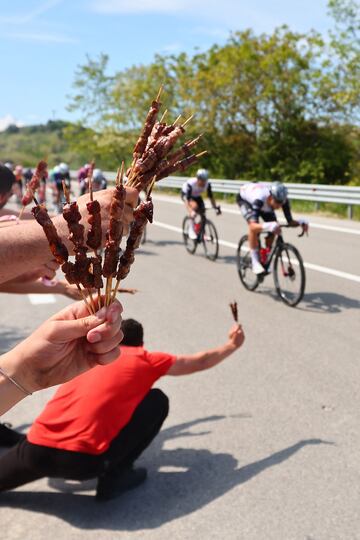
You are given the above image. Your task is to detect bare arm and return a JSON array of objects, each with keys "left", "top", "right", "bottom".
[
  {"left": 0, "top": 187, "right": 138, "bottom": 285},
  {"left": 0, "top": 208, "right": 33, "bottom": 220},
  {"left": 0, "top": 220, "right": 57, "bottom": 284},
  {"left": 0, "top": 278, "right": 81, "bottom": 299},
  {"left": 167, "top": 324, "right": 245, "bottom": 376}
]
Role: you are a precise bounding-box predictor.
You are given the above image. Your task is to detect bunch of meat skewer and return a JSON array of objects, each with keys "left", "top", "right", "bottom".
[{"left": 30, "top": 87, "right": 206, "bottom": 313}]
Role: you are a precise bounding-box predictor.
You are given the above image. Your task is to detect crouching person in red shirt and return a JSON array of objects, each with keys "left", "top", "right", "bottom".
[{"left": 0, "top": 319, "right": 245, "bottom": 502}]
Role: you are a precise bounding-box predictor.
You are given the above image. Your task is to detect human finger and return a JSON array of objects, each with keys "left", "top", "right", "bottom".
[
  {"left": 87, "top": 329, "right": 124, "bottom": 353},
  {"left": 86, "top": 305, "right": 123, "bottom": 343},
  {"left": 48, "top": 310, "right": 107, "bottom": 341}
]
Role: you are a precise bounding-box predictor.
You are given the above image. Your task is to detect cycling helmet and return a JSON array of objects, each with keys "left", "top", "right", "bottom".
[
  {"left": 196, "top": 168, "right": 209, "bottom": 181},
  {"left": 4, "top": 162, "right": 14, "bottom": 171},
  {"left": 270, "top": 182, "right": 288, "bottom": 204},
  {"left": 93, "top": 168, "right": 103, "bottom": 182},
  {"left": 59, "top": 162, "right": 69, "bottom": 175}
]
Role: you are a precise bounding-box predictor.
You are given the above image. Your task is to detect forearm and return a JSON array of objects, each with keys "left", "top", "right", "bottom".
[
  {"left": 176, "top": 342, "right": 237, "bottom": 375},
  {"left": 0, "top": 208, "right": 33, "bottom": 220},
  {"left": 0, "top": 279, "right": 61, "bottom": 295},
  {"left": 210, "top": 197, "right": 217, "bottom": 208},
  {"left": 0, "top": 352, "right": 28, "bottom": 416},
  {"left": 192, "top": 342, "right": 237, "bottom": 371},
  {"left": 0, "top": 223, "right": 52, "bottom": 284}
]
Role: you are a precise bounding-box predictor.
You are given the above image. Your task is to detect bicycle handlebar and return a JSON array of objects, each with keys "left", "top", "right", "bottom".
[{"left": 279, "top": 224, "right": 307, "bottom": 238}]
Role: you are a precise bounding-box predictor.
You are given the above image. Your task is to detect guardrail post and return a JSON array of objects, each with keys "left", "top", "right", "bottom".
[{"left": 347, "top": 204, "right": 353, "bottom": 220}]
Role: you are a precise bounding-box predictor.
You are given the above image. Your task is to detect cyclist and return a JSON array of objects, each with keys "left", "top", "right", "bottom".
[
  {"left": 52, "top": 162, "right": 71, "bottom": 211},
  {"left": 181, "top": 169, "right": 221, "bottom": 239},
  {"left": 92, "top": 168, "right": 107, "bottom": 191},
  {"left": 23, "top": 167, "right": 33, "bottom": 185},
  {"left": 77, "top": 163, "right": 91, "bottom": 196},
  {"left": 237, "top": 181, "right": 308, "bottom": 274}
]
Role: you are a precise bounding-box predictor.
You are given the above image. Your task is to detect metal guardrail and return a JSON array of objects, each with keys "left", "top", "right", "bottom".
[{"left": 72, "top": 171, "right": 360, "bottom": 219}]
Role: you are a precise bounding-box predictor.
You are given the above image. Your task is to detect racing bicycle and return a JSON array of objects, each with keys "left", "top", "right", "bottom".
[
  {"left": 236, "top": 225, "right": 306, "bottom": 307},
  {"left": 182, "top": 207, "right": 221, "bottom": 261}
]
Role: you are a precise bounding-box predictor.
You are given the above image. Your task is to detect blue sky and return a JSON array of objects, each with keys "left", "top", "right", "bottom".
[{"left": 0, "top": 0, "right": 331, "bottom": 129}]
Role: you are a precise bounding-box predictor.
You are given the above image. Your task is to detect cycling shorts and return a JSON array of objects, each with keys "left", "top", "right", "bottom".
[
  {"left": 236, "top": 194, "right": 276, "bottom": 223},
  {"left": 181, "top": 194, "right": 205, "bottom": 214}
]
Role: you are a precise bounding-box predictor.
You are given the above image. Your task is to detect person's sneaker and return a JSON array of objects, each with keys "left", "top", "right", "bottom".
[
  {"left": 96, "top": 466, "right": 147, "bottom": 502},
  {"left": 0, "top": 423, "right": 24, "bottom": 447},
  {"left": 252, "top": 261, "right": 265, "bottom": 275}
]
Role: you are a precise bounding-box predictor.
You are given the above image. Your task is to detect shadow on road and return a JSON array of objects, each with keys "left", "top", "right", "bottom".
[
  {"left": 253, "top": 287, "right": 359, "bottom": 314},
  {"left": 145, "top": 239, "right": 184, "bottom": 248},
  {"left": 0, "top": 415, "right": 331, "bottom": 531},
  {"left": 0, "top": 326, "right": 29, "bottom": 355},
  {"left": 299, "top": 292, "right": 360, "bottom": 314}
]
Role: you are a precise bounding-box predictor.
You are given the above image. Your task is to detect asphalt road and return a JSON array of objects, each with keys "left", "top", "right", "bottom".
[{"left": 0, "top": 193, "right": 359, "bottom": 540}]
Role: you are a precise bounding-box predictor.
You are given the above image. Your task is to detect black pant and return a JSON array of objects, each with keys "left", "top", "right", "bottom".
[{"left": 0, "top": 389, "right": 169, "bottom": 492}]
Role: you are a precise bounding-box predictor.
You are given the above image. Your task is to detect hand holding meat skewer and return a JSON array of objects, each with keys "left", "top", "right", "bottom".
[{"left": 31, "top": 86, "right": 207, "bottom": 312}]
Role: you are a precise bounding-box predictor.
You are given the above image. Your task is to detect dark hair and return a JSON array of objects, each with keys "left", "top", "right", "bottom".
[
  {"left": 0, "top": 165, "right": 15, "bottom": 195},
  {"left": 121, "top": 319, "right": 144, "bottom": 346}
]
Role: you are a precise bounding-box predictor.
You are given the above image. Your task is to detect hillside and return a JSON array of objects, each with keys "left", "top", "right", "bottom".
[{"left": 0, "top": 121, "right": 89, "bottom": 168}]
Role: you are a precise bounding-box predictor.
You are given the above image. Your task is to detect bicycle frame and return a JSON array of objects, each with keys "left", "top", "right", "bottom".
[
  {"left": 193, "top": 207, "right": 218, "bottom": 242},
  {"left": 258, "top": 224, "right": 303, "bottom": 276}
]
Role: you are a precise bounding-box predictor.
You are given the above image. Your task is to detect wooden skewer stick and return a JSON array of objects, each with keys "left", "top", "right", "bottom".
[
  {"left": 62, "top": 180, "right": 70, "bottom": 204},
  {"left": 159, "top": 109, "right": 168, "bottom": 123},
  {"left": 156, "top": 84, "right": 164, "bottom": 102},
  {"left": 181, "top": 114, "right": 194, "bottom": 128},
  {"left": 173, "top": 114, "right": 182, "bottom": 125},
  {"left": 196, "top": 150, "right": 208, "bottom": 159},
  {"left": 106, "top": 276, "right": 113, "bottom": 307},
  {"left": 77, "top": 284, "right": 94, "bottom": 315},
  {"left": 119, "top": 161, "right": 124, "bottom": 185},
  {"left": 88, "top": 291, "right": 97, "bottom": 313},
  {"left": 18, "top": 206, "right": 26, "bottom": 221},
  {"left": 147, "top": 175, "right": 157, "bottom": 197},
  {"left": 111, "top": 277, "right": 121, "bottom": 303},
  {"left": 88, "top": 167, "right": 94, "bottom": 202}
]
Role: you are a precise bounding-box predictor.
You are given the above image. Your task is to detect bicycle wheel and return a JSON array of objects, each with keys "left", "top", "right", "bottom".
[
  {"left": 202, "top": 219, "right": 219, "bottom": 261},
  {"left": 236, "top": 235, "right": 259, "bottom": 291},
  {"left": 273, "top": 243, "right": 305, "bottom": 307},
  {"left": 182, "top": 216, "right": 197, "bottom": 255}
]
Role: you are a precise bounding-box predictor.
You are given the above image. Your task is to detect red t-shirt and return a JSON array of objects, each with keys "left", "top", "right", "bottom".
[{"left": 28, "top": 346, "right": 175, "bottom": 455}]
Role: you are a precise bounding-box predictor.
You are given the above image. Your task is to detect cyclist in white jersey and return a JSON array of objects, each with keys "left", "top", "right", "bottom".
[
  {"left": 181, "top": 169, "right": 221, "bottom": 239},
  {"left": 237, "top": 182, "right": 308, "bottom": 274}
]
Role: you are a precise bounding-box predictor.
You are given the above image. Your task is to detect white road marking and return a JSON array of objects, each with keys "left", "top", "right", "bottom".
[
  {"left": 153, "top": 220, "right": 360, "bottom": 284},
  {"left": 28, "top": 294, "right": 56, "bottom": 305},
  {"left": 153, "top": 194, "right": 360, "bottom": 236}
]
